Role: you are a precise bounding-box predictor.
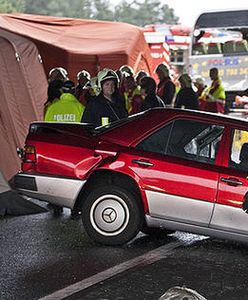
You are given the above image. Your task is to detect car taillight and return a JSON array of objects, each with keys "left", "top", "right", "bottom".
[
  {"left": 23, "top": 145, "right": 36, "bottom": 163},
  {"left": 21, "top": 145, "right": 37, "bottom": 172}
]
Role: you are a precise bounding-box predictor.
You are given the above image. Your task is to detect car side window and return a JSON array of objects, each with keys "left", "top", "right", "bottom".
[
  {"left": 229, "top": 129, "right": 248, "bottom": 171},
  {"left": 136, "top": 119, "right": 224, "bottom": 164},
  {"left": 136, "top": 122, "right": 173, "bottom": 155},
  {"left": 166, "top": 120, "right": 224, "bottom": 164}
]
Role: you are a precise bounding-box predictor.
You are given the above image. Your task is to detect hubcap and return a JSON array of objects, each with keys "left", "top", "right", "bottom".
[
  {"left": 102, "top": 208, "right": 117, "bottom": 223},
  {"left": 90, "top": 194, "right": 130, "bottom": 236}
]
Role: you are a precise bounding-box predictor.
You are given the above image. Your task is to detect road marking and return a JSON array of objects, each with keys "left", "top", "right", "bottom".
[{"left": 39, "top": 241, "right": 182, "bottom": 300}]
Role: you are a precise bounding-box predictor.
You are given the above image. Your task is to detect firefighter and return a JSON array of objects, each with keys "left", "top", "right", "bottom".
[
  {"left": 48, "top": 67, "right": 68, "bottom": 83},
  {"left": 155, "top": 62, "right": 176, "bottom": 106},
  {"left": 119, "top": 65, "right": 135, "bottom": 77},
  {"left": 74, "top": 70, "right": 93, "bottom": 106},
  {"left": 135, "top": 70, "right": 149, "bottom": 86},
  {"left": 123, "top": 74, "right": 143, "bottom": 115},
  {"left": 118, "top": 65, "right": 135, "bottom": 96},
  {"left": 44, "top": 80, "right": 85, "bottom": 122},
  {"left": 82, "top": 68, "right": 127, "bottom": 127}
]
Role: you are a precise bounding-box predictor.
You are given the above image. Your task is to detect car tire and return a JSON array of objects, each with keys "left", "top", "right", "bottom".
[{"left": 82, "top": 185, "right": 143, "bottom": 245}]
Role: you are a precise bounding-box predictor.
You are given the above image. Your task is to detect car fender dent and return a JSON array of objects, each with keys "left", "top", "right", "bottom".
[
  {"left": 74, "top": 155, "right": 103, "bottom": 179},
  {"left": 95, "top": 140, "right": 119, "bottom": 159}
]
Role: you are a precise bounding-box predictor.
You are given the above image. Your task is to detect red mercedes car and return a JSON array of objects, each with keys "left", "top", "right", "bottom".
[{"left": 13, "top": 108, "right": 248, "bottom": 245}]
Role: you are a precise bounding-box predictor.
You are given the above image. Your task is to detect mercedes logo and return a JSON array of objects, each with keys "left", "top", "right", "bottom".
[{"left": 102, "top": 208, "right": 117, "bottom": 223}]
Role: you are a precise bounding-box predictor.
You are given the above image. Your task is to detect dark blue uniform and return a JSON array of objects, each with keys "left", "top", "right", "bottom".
[{"left": 81, "top": 93, "right": 128, "bottom": 127}]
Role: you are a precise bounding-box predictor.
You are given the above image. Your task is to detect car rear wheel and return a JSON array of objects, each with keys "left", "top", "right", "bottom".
[{"left": 82, "top": 185, "right": 143, "bottom": 245}]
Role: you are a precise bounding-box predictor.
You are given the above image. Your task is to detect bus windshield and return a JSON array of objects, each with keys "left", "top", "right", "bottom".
[{"left": 189, "top": 10, "right": 248, "bottom": 98}]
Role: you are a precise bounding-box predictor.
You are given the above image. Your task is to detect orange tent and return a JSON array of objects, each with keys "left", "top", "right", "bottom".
[
  {"left": 0, "top": 14, "right": 153, "bottom": 80},
  {"left": 0, "top": 14, "right": 153, "bottom": 179},
  {"left": 0, "top": 28, "right": 47, "bottom": 180}
]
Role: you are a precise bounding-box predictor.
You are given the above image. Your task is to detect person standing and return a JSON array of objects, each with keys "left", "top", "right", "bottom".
[
  {"left": 119, "top": 65, "right": 135, "bottom": 77},
  {"left": 81, "top": 68, "right": 128, "bottom": 127},
  {"left": 204, "top": 67, "right": 226, "bottom": 113},
  {"left": 123, "top": 74, "right": 143, "bottom": 115},
  {"left": 135, "top": 70, "right": 149, "bottom": 86},
  {"left": 193, "top": 77, "right": 207, "bottom": 111},
  {"left": 155, "top": 63, "right": 176, "bottom": 106},
  {"left": 118, "top": 65, "right": 135, "bottom": 97},
  {"left": 48, "top": 67, "right": 69, "bottom": 83},
  {"left": 44, "top": 80, "right": 85, "bottom": 122},
  {"left": 140, "top": 76, "right": 165, "bottom": 111},
  {"left": 74, "top": 70, "right": 93, "bottom": 106},
  {"left": 44, "top": 67, "right": 69, "bottom": 116},
  {"left": 174, "top": 73, "right": 199, "bottom": 110},
  {"left": 44, "top": 80, "right": 85, "bottom": 217}
]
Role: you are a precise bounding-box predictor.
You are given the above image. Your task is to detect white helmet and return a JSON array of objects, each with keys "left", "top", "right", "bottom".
[
  {"left": 77, "top": 70, "right": 91, "bottom": 81},
  {"left": 97, "top": 68, "right": 119, "bottom": 89},
  {"left": 48, "top": 67, "right": 68, "bottom": 80},
  {"left": 119, "top": 65, "right": 135, "bottom": 76}
]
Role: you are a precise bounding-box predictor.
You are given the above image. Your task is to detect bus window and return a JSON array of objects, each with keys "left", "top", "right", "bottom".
[
  {"left": 192, "top": 28, "right": 246, "bottom": 56},
  {"left": 188, "top": 10, "right": 248, "bottom": 102}
]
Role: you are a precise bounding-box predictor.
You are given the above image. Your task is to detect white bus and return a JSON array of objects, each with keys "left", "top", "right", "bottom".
[{"left": 188, "top": 9, "right": 248, "bottom": 107}]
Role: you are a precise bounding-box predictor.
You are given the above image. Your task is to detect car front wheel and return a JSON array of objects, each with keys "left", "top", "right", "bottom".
[{"left": 82, "top": 185, "right": 143, "bottom": 245}]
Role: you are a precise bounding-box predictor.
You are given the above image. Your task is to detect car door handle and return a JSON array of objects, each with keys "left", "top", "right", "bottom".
[
  {"left": 132, "top": 159, "right": 154, "bottom": 167},
  {"left": 220, "top": 177, "right": 243, "bottom": 186}
]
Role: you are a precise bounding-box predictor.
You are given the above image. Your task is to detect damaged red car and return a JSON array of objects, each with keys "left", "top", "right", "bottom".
[{"left": 12, "top": 108, "right": 248, "bottom": 245}]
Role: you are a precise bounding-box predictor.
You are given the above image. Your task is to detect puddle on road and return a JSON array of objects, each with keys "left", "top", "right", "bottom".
[{"left": 172, "top": 231, "right": 209, "bottom": 245}]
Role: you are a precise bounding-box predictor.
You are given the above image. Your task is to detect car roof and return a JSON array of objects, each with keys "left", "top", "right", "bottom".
[{"left": 98, "top": 108, "right": 248, "bottom": 146}]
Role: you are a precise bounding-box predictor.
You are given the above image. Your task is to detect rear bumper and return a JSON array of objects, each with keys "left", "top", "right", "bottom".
[{"left": 12, "top": 173, "right": 86, "bottom": 209}]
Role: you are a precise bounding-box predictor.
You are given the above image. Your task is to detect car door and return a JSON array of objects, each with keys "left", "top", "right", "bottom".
[
  {"left": 211, "top": 126, "right": 248, "bottom": 234},
  {"left": 130, "top": 118, "right": 224, "bottom": 227}
]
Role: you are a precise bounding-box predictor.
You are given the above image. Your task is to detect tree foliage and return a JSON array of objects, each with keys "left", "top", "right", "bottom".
[
  {"left": 23, "top": 0, "right": 92, "bottom": 18},
  {"left": 93, "top": 0, "right": 114, "bottom": 21},
  {"left": 0, "top": 0, "right": 25, "bottom": 13},
  {"left": 114, "top": 0, "right": 178, "bottom": 26},
  {"left": 0, "top": 0, "right": 179, "bottom": 26}
]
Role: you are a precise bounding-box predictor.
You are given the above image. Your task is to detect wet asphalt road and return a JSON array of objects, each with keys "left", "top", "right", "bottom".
[{"left": 1, "top": 205, "right": 248, "bottom": 300}]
